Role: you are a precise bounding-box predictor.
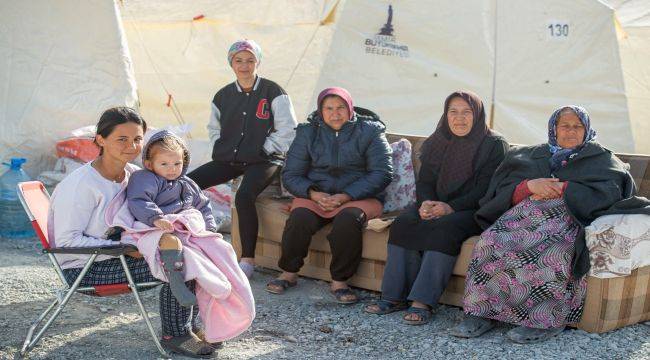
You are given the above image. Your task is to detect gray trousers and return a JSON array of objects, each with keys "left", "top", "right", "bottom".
[{"left": 381, "top": 244, "right": 457, "bottom": 307}]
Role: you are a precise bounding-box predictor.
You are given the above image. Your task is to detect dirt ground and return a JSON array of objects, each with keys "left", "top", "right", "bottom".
[{"left": 1, "top": 235, "right": 649, "bottom": 360}]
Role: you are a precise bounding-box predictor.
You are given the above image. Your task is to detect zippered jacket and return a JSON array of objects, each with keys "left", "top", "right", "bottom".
[
  {"left": 127, "top": 130, "right": 217, "bottom": 231},
  {"left": 282, "top": 107, "right": 393, "bottom": 201}
]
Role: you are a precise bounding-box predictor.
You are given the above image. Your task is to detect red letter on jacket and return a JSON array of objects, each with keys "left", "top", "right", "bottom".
[{"left": 256, "top": 99, "right": 270, "bottom": 120}]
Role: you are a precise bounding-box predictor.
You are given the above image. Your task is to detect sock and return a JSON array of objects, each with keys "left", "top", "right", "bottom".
[{"left": 239, "top": 262, "right": 255, "bottom": 278}]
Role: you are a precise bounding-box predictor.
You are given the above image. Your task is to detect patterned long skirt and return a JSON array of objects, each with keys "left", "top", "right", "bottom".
[{"left": 462, "top": 198, "right": 587, "bottom": 329}]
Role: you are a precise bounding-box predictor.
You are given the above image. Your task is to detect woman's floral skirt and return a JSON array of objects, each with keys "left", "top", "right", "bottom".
[{"left": 463, "top": 198, "right": 587, "bottom": 329}]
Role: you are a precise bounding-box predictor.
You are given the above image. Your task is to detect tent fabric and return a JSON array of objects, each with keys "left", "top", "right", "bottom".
[
  {"left": 2, "top": 0, "right": 649, "bottom": 177},
  {"left": 0, "top": 0, "right": 137, "bottom": 175},
  {"left": 314, "top": 0, "right": 640, "bottom": 153},
  {"left": 618, "top": 25, "right": 650, "bottom": 155},
  {"left": 604, "top": 0, "right": 650, "bottom": 27},
  {"left": 119, "top": 0, "right": 327, "bottom": 24},
  {"left": 602, "top": 0, "right": 650, "bottom": 154},
  {"left": 119, "top": 0, "right": 339, "bottom": 142},
  {"left": 316, "top": 1, "right": 496, "bottom": 139},
  {"left": 492, "top": 0, "right": 631, "bottom": 151}
]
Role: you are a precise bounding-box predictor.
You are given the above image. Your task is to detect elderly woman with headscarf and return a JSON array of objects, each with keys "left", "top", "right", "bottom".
[
  {"left": 452, "top": 106, "right": 650, "bottom": 343},
  {"left": 364, "top": 91, "right": 508, "bottom": 325},
  {"left": 188, "top": 40, "right": 297, "bottom": 278},
  {"left": 265, "top": 87, "right": 393, "bottom": 304}
]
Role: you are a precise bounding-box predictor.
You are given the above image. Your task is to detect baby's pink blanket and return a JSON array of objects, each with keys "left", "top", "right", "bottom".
[{"left": 105, "top": 189, "right": 255, "bottom": 342}]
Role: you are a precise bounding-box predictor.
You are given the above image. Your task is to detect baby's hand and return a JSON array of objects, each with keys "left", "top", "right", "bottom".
[{"left": 153, "top": 219, "right": 174, "bottom": 232}]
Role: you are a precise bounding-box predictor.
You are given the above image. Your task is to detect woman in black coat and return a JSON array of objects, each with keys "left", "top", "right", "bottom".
[
  {"left": 451, "top": 105, "right": 650, "bottom": 343},
  {"left": 364, "top": 91, "right": 508, "bottom": 324}
]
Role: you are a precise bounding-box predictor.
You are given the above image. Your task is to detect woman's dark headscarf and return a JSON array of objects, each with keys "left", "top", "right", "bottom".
[
  {"left": 419, "top": 90, "right": 491, "bottom": 197},
  {"left": 547, "top": 105, "right": 597, "bottom": 173}
]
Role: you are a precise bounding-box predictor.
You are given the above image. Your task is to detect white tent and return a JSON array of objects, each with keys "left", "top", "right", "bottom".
[
  {"left": 314, "top": 0, "right": 644, "bottom": 153},
  {"left": 602, "top": 0, "right": 650, "bottom": 154},
  {"left": 0, "top": 0, "right": 339, "bottom": 174},
  {"left": 1, "top": 0, "right": 649, "bottom": 176},
  {"left": 119, "top": 0, "right": 339, "bottom": 140},
  {"left": 0, "top": 1, "right": 137, "bottom": 174}
]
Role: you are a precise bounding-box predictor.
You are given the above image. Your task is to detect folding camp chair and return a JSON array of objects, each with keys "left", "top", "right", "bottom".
[{"left": 16, "top": 181, "right": 168, "bottom": 357}]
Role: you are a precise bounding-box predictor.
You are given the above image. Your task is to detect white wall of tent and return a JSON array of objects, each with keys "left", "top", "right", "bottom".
[{"left": 1, "top": 0, "right": 649, "bottom": 175}]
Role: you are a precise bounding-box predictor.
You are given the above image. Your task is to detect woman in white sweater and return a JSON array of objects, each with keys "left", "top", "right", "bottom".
[{"left": 48, "top": 107, "right": 217, "bottom": 358}]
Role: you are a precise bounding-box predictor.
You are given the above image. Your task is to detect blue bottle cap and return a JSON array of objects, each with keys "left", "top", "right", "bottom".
[{"left": 7, "top": 158, "right": 27, "bottom": 170}]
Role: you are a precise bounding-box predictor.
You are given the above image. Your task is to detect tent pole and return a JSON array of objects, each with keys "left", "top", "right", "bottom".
[
  {"left": 489, "top": 0, "right": 498, "bottom": 129},
  {"left": 489, "top": 104, "right": 495, "bottom": 129}
]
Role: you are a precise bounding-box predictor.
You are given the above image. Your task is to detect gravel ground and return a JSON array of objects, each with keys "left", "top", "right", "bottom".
[{"left": 1, "top": 234, "right": 649, "bottom": 360}]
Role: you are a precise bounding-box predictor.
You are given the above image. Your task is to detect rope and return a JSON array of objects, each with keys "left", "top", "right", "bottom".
[
  {"left": 284, "top": 22, "right": 322, "bottom": 89},
  {"left": 120, "top": 3, "right": 187, "bottom": 128}
]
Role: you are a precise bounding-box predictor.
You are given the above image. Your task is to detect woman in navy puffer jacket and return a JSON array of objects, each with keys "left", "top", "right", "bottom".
[{"left": 267, "top": 87, "right": 393, "bottom": 304}]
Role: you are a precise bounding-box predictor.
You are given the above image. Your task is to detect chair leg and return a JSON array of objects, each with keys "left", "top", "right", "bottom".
[
  {"left": 20, "top": 298, "right": 58, "bottom": 355},
  {"left": 119, "top": 255, "right": 169, "bottom": 357},
  {"left": 20, "top": 254, "right": 97, "bottom": 356}
]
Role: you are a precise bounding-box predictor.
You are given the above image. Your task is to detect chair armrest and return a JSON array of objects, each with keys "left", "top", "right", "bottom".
[{"left": 44, "top": 244, "right": 138, "bottom": 256}]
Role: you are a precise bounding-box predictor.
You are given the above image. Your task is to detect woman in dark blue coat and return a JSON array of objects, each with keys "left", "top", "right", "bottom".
[{"left": 266, "top": 87, "right": 393, "bottom": 304}]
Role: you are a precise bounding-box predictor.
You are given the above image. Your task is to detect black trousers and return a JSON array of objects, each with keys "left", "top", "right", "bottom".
[
  {"left": 278, "top": 207, "right": 366, "bottom": 282},
  {"left": 187, "top": 160, "right": 279, "bottom": 258}
]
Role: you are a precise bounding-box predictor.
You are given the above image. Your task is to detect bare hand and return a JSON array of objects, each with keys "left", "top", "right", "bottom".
[
  {"left": 429, "top": 201, "right": 454, "bottom": 218},
  {"left": 433, "top": 202, "right": 454, "bottom": 217},
  {"left": 420, "top": 200, "right": 454, "bottom": 220},
  {"left": 309, "top": 190, "right": 330, "bottom": 202},
  {"left": 309, "top": 190, "right": 331, "bottom": 210},
  {"left": 419, "top": 200, "right": 437, "bottom": 220},
  {"left": 321, "top": 193, "right": 352, "bottom": 211},
  {"left": 527, "top": 178, "right": 563, "bottom": 199},
  {"left": 153, "top": 219, "right": 174, "bottom": 232}
]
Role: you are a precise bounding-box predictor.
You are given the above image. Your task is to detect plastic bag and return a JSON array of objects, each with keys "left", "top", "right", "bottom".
[
  {"left": 55, "top": 137, "right": 100, "bottom": 163},
  {"left": 203, "top": 184, "right": 232, "bottom": 232},
  {"left": 37, "top": 157, "right": 84, "bottom": 192}
]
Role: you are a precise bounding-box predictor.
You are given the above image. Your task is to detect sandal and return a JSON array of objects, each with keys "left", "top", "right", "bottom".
[
  {"left": 364, "top": 299, "right": 408, "bottom": 315},
  {"left": 193, "top": 329, "right": 223, "bottom": 350},
  {"left": 161, "top": 334, "right": 215, "bottom": 358},
  {"left": 506, "top": 325, "right": 565, "bottom": 344},
  {"left": 266, "top": 278, "right": 297, "bottom": 295},
  {"left": 450, "top": 315, "right": 496, "bottom": 338},
  {"left": 331, "top": 287, "right": 358, "bottom": 304},
  {"left": 402, "top": 306, "right": 433, "bottom": 325}
]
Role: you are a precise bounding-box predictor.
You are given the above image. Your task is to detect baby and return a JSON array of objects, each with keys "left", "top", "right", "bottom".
[{"left": 126, "top": 130, "right": 217, "bottom": 306}]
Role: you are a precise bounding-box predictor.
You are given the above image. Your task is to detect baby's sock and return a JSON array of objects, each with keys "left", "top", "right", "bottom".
[
  {"left": 160, "top": 249, "right": 197, "bottom": 307},
  {"left": 239, "top": 261, "right": 255, "bottom": 279}
]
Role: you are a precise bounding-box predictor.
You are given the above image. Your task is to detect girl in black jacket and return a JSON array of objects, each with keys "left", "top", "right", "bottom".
[{"left": 188, "top": 40, "right": 297, "bottom": 278}]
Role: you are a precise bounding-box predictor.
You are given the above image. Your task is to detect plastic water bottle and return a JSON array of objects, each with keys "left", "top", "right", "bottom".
[{"left": 0, "top": 158, "right": 35, "bottom": 238}]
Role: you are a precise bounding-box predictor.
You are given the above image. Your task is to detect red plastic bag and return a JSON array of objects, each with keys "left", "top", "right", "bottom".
[{"left": 55, "top": 138, "right": 100, "bottom": 163}]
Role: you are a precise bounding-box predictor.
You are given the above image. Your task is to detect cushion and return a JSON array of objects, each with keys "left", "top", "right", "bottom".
[
  {"left": 586, "top": 214, "right": 650, "bottom": 278},
  {"left": 383, "top": 139, "right": 417, "bottom": 212}
]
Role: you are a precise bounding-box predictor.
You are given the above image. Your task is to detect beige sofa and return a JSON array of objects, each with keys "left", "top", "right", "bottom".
[{"left": 232, "top": 133, "right": 650, "bottom": 333}]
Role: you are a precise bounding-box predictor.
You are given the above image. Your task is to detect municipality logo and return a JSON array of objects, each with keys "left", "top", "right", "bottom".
[{"left": 364, "top": 5, "right": 409, "bottom": 58}]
